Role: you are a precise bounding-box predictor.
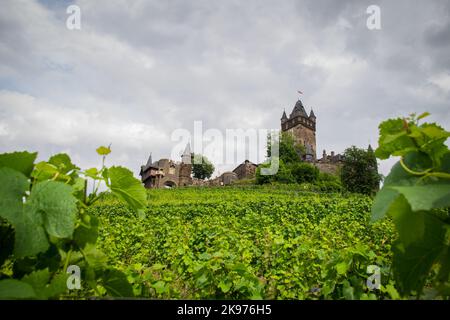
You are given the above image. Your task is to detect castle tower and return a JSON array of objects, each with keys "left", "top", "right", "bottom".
[
  {"left": 280, "top": 99, "right": 317, "bottom": 161},
  {"left": 179, "top": 143, "right": 193, "bottom": 186}
]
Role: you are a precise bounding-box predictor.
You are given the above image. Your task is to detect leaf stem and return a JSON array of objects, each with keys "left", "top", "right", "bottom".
[
  {"left": 63, "top": 247, "right": 73, "bottom": 273},
  {"left": 399, "top": 158, "right": 431, "bottom": 176}
]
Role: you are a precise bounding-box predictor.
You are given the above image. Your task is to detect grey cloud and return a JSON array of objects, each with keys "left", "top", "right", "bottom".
[{"left": 0, "top": 0, "right": 449, "bottom": 178}]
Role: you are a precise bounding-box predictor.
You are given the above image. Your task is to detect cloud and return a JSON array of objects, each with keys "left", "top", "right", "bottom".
[{"left": 0, "top": 0, "right": 449, "bottom": 178}]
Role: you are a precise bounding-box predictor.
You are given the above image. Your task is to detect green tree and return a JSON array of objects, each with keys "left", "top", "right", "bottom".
[
  {"left": 291, "top": 162, "right": 319, "bottom": 184},
  {"left": 191, "top": 154, "right": 214, "bottom": 180},
  {"left": 267, "top": 132, "right": 305, "bottom": 165},
  {"left": 341, "top": 145, "right": 381, "bottom": 195}
]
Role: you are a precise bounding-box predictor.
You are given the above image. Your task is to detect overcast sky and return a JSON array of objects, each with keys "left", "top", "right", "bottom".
[{"left": 1, "top": 0, "right": 449, "bottom": 178}]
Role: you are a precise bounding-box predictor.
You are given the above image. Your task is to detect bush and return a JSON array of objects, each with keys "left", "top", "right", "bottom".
[
  {"left": 291, "top": 162, "right": 319, "bottom": 184},
  {"left": 256, "top": 160, "right": 296, "bottom": 184}
]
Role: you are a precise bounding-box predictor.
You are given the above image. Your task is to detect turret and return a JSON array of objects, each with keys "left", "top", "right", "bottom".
[
  {"left": 281, "top": 110, "right": 288, "bottom": 123},
  {"left": 309, "top": 109, "right": 316, "bottom": 122},
  {"left": 181, "top": 143, "right": 191, "bottom": 164}
]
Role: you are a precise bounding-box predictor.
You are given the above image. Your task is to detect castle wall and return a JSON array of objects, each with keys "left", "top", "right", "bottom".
[{"left": 314, "top": 162, "right": 341, "bottom": 175}]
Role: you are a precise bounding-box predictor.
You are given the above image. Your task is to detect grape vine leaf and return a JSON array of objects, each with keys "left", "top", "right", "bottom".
[
  {"left": 48, "top": 153, "right": 79, "bottom": 174},
  {"left": 392, "top": 212, "right": 446, "bottom": 296},
  {"left": 108, "top": 166, "right": 147, "bottom": 211},
  {"left": 0, "top": 151, "right": 37, "bottom": 177},
  {"left": 101, "top": 268, "right": 134, "bottom": 297},
  {"left": 27, "top": 181, "right": 77, "bottom": 238},
  {"left": 391, "top": 184, "right": 450, "bottom": 211},
  {"left": 0, "top": 167, "right": 50, "bottom": 257},
  {"left": 0, "top": 279, "right": 37, "bottom": 299}
]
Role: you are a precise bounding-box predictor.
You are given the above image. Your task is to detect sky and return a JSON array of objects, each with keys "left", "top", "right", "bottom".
[{"left": 0, "top": 0, "right": 449, "bottom": 178}]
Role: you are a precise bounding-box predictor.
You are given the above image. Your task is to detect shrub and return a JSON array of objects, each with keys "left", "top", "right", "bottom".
[{"left": 291, "top": 162, "right": 319, "bottom": 184}]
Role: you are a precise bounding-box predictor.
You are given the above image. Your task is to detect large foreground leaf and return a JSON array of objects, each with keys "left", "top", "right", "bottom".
[
  {"left": 108, "top": 166, "right": 147, "bottom": 211},
  {"left": 27, "top": 181, "right": 77, "bottom": 238},
  {"left": 0, "top": 151, "right": 37, "bottom": 177},
  {"left": 0, "top": 279, "right": 36, "bottom": 299},
  {"left": 0, "top": 167, "right": 49, "bottom": 257},
  {"left": 391, "top": 184, "right": 450, "bottom": 211},
  {"left": 392, "top": 212, "right": 446, "bottom": 296}
]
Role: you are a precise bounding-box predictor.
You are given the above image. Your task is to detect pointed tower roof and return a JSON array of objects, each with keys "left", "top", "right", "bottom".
[
  {"left": 183, "top": 142, "right": 191, "bottom": 156},
  {"left": 290, "top": 99, "right": 308, "bottom": 118},
  {"left": 182, "top": 143, "right": 192, "bottom": 164},
  {"left": 309, "top": 109, "right": 316, "bottom": 118},
  {"left": 281, "top": 110, "right": 288, "bottom": 121},
  {"left": 141, "top": 152, "right": 157, "bottom": 172}
]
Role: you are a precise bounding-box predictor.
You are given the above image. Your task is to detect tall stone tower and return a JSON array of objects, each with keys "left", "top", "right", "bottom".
[
  {"left": 179, "top": 143, "right": 193, "bottom": 186},
  {"left": 281, "top": 99, "right": 317, "bottom": 161}
]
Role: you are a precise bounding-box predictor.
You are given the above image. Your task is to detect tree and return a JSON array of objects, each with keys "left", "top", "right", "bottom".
[
  {"left": 191, "top": 154, "right": 214, "bottom": 180},
  {"left": 341, "top": 145, "right": 381, "bottom": 195},
  {"left": 266, "top": 132, "right": 305, "bottom": 165}
]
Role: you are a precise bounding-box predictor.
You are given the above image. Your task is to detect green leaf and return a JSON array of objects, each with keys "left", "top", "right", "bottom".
[
  {"left": 27, "top": 181, "right": 77, "bottom": 238},
  {"left": 83, "top": 244, "right": 108, "bottom": 269},
  {"left": 0, "top": 151, "right": 37, "bottom": 177},
  {"left": 14, "top": 212, "right": 49, "bottom": 258},
  {"left": 389, "top": 195, "right": 425, "bottom": 246},
  {"left": 44, "top": 273, "right": 69, "bottom": 299},
  {"left": 375, "top": 118, "right": 417, "bottom": 160},
  {"left": 218, "top": 280, "right": 232, "bottom": 293},
  {"left": 371, "top": 160, "right": 419, "bottom": 222},
  {"left": 48, "top": 153, "right": 78, "bottom": 174},
  {"left": 84, "top": 168, "right": 99, "bottom": 179},
  {"left": 0, "top": 167, "right": 29, "bottom": 224},
  {"left": 0, "top": 167, "right": 49, "bottom": 257},
  {"left": 31, "top": 162, "right": 59, "bottom": 181},
  {"left": 108, "top": 166, "right": 147, "bottom": 211},
  {"left": 152, "top": 280, "right": 167, "bottom": 294},
  {"left": 336, "top": 262, "right": 348, "bottom": 275},
  {"left": 392, "top": 212, "right": 446, "bottom": 296},
  {"left": 21, "top": 269, "right": 50, "bottom": 299},
  {"left": 0, "top": 223, "right": 14, "bottom": 267},
  {"left": 21, "top": 269, "right": 68, "bottom": 299},
  {"left": 0, "top": 279, "right": 37, "bottom": 299},
  {"left": 417, "top": 112, "right": 430, "bottom": 120},
  {"left": 73, "top": 215, "right": 99, "bottom": 248},
  {"left": 391, "top": 184, "right": 450, "bottom": 212},
  {"left": 342, "top": 282, "right": 355, "bottom": 300},
  {"left": 385, "top": 284, "right": 400, "bottom": 300},
  {"left": 101, "top": 268, "right": 134, "bottom": 297},
  {"left": 96, "top": 146, "right": 111, "bottom": 156},
  {"left": 371, "top": 187, "right": 399, "bottom": 222}
]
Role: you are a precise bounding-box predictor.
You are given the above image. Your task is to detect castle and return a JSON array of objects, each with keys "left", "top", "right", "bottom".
[
  {"left": 281, "top": 98, "right": 343, "bottom": 174},
  {"left": 140, "top": 144, "right": 193, "bottom": 188},
  {"left": 140, "top": 98, "right": 342, "bottom": 188},
  {"left": 140, "top": 143, "right": 258, "bottom": 189}
]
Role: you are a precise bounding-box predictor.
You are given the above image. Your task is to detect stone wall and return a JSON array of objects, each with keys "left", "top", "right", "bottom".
[
  {"left": 285, "top": 125, "right": 317, "bottom": 160},
  {"left": 233, "top": 160, "right": 257, "bottom": 180},
  {"left": 314, "top": 162, "right": 341, "bottom": 175}
]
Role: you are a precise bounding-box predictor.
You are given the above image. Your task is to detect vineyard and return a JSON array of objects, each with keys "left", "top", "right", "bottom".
[
  {"left": 89, "top": 186, "right": 396, "bottom": 299},
  {"left": 0, "top": 113, "right": 449, "bottom": 300}
]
